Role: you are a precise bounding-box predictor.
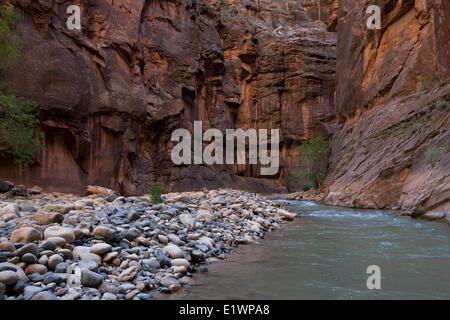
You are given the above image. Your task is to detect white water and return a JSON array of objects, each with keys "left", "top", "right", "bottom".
[{"left": 166, "top": 201, "right": 450, "bottom": 299}]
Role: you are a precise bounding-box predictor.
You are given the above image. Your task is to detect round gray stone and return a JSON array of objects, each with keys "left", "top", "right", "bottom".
[
  {"left": 0, "top": 270, "right": 18, "bottom": 285},
  {"left": 80, "top": 268, "right": 104, "bottom": 287}
]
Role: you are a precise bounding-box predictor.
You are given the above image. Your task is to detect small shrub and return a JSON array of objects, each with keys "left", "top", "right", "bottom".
[
  {"left": 0, "top": 5, "right": 43, "bottom": 169},
  {"left": 150, "top": 185, "right": 162, "bottom": 204},
  {"left": 0, "top": 5, "right": 21, "bottom": 71},
  {"left": 0, "top": 94, "right": 43, "bottom": 168},
  {"left": 302, "top": 184, "right": 312, "bottom": 192},
  {"left": 420, "top": 76, "right": 430, "bottom": 91},
  {"left": 294, "top": 137, "right": 331, "bottom": 188},
  {"left": 424, "top": 145, "right": 441, "bottom": 167},
  {"left": 356, "top": 137, "right": 363, "bottom": 146},
  {"left": 409, "top": 121, "right": 421, "bottom": 134},
  {"left": 445, "top": 140, "right": 450, "bottom": 152}
]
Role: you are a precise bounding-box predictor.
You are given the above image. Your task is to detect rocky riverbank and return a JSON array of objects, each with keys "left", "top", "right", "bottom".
[{"left": 0, "top": 188, "right": 297, "bottom": 300}]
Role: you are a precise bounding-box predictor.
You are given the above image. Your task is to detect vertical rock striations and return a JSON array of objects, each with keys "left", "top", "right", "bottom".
[
  {"left": 324, "top": 0, "right": 449, "bottom": 219},
  {"left": 0, "top": 0, "right": 336, "bottom": 194}
]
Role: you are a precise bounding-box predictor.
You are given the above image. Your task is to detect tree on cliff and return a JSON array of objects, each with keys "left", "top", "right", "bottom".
[
  {"left": 0, "top": 5, "right": 43, "bottom": 169},
  {"left": 294, "top": 137, "right": 331, "bottom": 188}
]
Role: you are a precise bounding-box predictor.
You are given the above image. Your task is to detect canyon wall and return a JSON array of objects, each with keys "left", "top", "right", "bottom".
[
  {"left": 300, "top": 0, "right": 334, "bottom": 24},
  {"left": 0, "top": 0, "right": 336, "bottom": 195},
  {"left": 323, "top": 0, "right": 449, "bottom": 219}
]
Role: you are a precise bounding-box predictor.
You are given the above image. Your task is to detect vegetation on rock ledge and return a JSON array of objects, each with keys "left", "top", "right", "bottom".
[
  {"left": 293, "top": 137, "right": 331, "bottom": 188},
  {"left": 0, "top": 5, "right": 43, "bottom": 169}
]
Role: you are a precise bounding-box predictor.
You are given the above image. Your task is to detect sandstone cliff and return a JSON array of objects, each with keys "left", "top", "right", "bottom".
[
  {"left": 323, "top": 0, "right": 449, "bottom": 220},
  {"left": 0, "top": 0, "right": 336, "bottom": 195}
]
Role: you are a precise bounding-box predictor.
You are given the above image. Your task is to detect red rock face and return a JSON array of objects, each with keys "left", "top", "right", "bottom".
[
  {"left": 324, "top": 0, "right": 450, "bottom": 217},
  {"left": 299, "top": 0, "right": 335, "bottom": 24},
  {"left": 0, "top": 0, "right": 336, "bottom": 195}
]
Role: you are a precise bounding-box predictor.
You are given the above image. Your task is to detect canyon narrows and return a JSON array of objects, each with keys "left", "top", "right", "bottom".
[
  {"left": 0, "top": 0, "right": 449, "bottom": 303},
  {"left": 2, "top": 0, "right": 447, "bottom": 220},
  {"left": 0, "top": 0, "right": 337, "bottom": 195}
]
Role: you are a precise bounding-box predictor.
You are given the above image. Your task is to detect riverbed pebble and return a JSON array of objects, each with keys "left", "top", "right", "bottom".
[
  {"left": 163, "top": 244, "right": 184, "bottom": 259},
  {"left": 171, "top": 258, "right": 191, "bottom": 269},
  {"left": 0, "top": 270, "right": 18, "bottom": 285},
  {"left": 90, "top": 243, "right": 112, "bottom": 255},
  {"left": 80, "top": 268, "right": 104, "bottom": 287},
  {"left": 48, "top": 254, "right": 64, "bottom": 270},
  {"left": 44, "top": 226, "right": 75, "bottom": 243},
  {"left": 10, "top": 227, "right": 43, "bottom": 243},
  {"left": 25, "top": 264, "right": 47, "bottom": 275},
  {"left": 0, "top": 188, "right": 297, "bottom": 300}
]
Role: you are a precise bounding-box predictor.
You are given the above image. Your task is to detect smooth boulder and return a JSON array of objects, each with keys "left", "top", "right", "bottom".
[
  {"left": 0, "top": 270, "right": 18, "bottom": 285},
  {"left": 44, "top": 226, "right": 75, "bottom": 243},
  {"left": 10, "top": 227, "right": 43, "bottom": 243},
  {"left": 163, "top": 244, "right": 184, "bottom": 259}
]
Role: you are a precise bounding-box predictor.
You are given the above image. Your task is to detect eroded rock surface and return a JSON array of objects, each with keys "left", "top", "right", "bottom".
[
  {"left": 0, "top": 0, "right": 336, "bottom": 194},
  {"left": 323, "top": 0, "right": 449, "bottom": 219}
]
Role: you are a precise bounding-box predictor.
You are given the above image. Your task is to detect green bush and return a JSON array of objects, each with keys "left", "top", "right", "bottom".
[
  {"left": 0, "top": 5, "right": 42, "bottom": 169},
  {"left": 424, "top": 145, "right": 441, "bottom": 167},
  {"left": 150, "top": 185, "right": 163, "bottom": 204},
  {"left": 294, "top": 137, "right": 331, "bottom": 188},
  {"left": 302, "top": 184, "right": 312, "bottom": 192},
  {"left": 0, "top": 6, "right": 21, "bottom": 71},
  {"left": 0, "top": 94, "right": 43, "bottom": 168}
]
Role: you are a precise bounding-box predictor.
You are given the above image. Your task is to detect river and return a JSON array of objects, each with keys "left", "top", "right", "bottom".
[{"left": 165, "top": 201, "right": 450, "bottom": 300}]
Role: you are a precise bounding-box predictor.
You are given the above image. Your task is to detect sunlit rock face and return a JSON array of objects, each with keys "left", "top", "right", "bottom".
[
  {"left": 0, "top": 0, "right": 336, "bottom": 194},
  {"left": 324, "top": 0, "right": 450, "bottom": 217}
]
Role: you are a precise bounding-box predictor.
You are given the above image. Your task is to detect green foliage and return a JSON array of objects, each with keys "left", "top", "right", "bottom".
[
  {"left": 414, "top": 75, "right": 431, "bottom": 97},
  {"left": 356, "top": 137, "right": 363, "bottom": 146},
  {"left": 424, "top": 140, "right": 449, "bottom": 167},
  {"left": 0, "top": 5, "right": 21, "bottom": 72},
  {"left": 0, "top": 94, "right": 43, "bottom": 168},
  {"left": 294, "top": 137, "right": 331, "bottom": 188},
  {"left": 302, "top": 184, "right": 312, "bottom": 192},
  {"left": 0, "top": 5, "right": 43, "bottom": 169},
  {"left": 445, "top": 140, "right": 450, "bottom": 152},
  {"left": 424, "top": 145, "right": 441, "bottom": 167},
  {"left": 150, "top": 185, "right": 163, "bottom": 204},
  {"left": 409, "top": 121, "right": 421, "bottom": 134},
  {"left": 420, "top": 75, "right": 430, "bottom": 92}
]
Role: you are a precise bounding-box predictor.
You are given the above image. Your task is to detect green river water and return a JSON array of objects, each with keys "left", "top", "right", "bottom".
[{"left": 166, "top": 201, "right": 450, "bottom": 299}]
